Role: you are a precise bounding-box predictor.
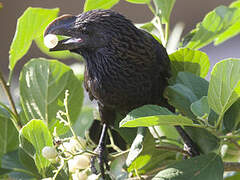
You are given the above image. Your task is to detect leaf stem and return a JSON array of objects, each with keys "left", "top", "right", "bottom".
[
  {"left": 147, "top": 2, "right": 166, "bottom": 46},
  {"left": 165, "top": 22, "right": 169, "bottom": 43},
  {"left": 0, "top": 70, "right": 21, "bottom": 131},
  {"left": 215, "top": 113, "right": 224, "bottom": 130},
  {"left": 107, "top": 129, "right": 122, "bottom": 152}
]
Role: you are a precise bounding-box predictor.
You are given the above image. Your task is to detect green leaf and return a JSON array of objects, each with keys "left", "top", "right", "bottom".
[
  {"left": 184, "top": 127, "right": 220, "bottom": 154},
  {"left": 19, "top": 58, "right": 84, "bottom": 135},
  {"left": 125, "top": 128, "right": 146, "bottom": 167},
  {"left": 20, "top": 120, "right": 53, "bottom": 174},
  {"left": 208, "top": 59, "right": 240, "bottom": 116},
  {"left": 84, "top": 0, "right": 119, "bottom": 12},
  {"left": 153, "top": 153, "right": 223, "bottom": 180},
  {"left": 223, "top": 98, "right": 240, "bottom": 132},
  {"left": 166, "top": 72, "right": 209, "bottom": 118},
  {"left": 215, "top": 1, "right": 240, "bottom": 45},
  {"left": 71, "top": 106, "right": 94, "bottom": 137},
  {"left": 18, "top": 147, "right": 39, "bottom": 176},
  {"left": 0, "top": 168, "right": 11, "bottom": 176},
  {"left": 191, "top": 96, "right": 210, "bottom": 117},
  {"left": 136, "top": 22, "right": 155, "bottom": 32},
  {"left": 169, "top": 48, "right": 210, "bottom": 78},
  {"left": 0, "top": 106, "right": 18, "bottom": 158},
  {"left": 174, "top": 72, "right": 209, "bottom": 99},
  {"left": 126, "top": 128, "right": 156, "bottom": 172},
  {"left": 153, "top": 0, "right": 176, "bottom": 24},
  {"left": 182, "top": 4, "right": 240, "bottom": 49},
  {"left": 165, "top": 83, "right": 198, "bottom": 118},
  {"left": 120, "top": 105, "right": 200, "bottom": 128},
  {"left": 225, "top": 172, "right": 240, "bottom": 180},
  {"left": 9, "top": 8, "right": 59, "bottom": 71},
  {"left": 125, "top": 0, "right": 150, "bottom": 4},
  {"left": 1, "top": 150, "right": 38, "bottom": 179},
  {"left": 0, "top": 2, "right": 3, "bottom": 9}
]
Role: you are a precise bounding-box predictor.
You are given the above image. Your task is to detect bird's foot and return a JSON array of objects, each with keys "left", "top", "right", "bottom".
[
  {"left": 183, "top": 143, "right": 200, "bottom": 157},
  {"left": 90, "top": 143, "right": 110, "bottom": 179}
]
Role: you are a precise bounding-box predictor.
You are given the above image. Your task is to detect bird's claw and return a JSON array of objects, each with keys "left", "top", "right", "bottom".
[
  {"left": 184, "top": 143, "right": 200, "bottom": 157},
  {"left": 90, "top": 145, "right": 109, "bottom": 179}
]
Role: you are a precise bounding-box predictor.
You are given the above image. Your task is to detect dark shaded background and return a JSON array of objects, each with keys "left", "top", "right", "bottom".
[{"left": 0, "top": 0, "right": 240, "bottom": 99}]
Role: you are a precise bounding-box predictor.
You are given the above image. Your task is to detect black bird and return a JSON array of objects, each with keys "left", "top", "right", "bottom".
[{"left": 44, "top": 9, "right": 199, "bottom": 178}]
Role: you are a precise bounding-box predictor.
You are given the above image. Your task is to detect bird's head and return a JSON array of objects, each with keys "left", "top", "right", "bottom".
[{"left": 44, "top": 10, "right": 136, "bottom": 53}]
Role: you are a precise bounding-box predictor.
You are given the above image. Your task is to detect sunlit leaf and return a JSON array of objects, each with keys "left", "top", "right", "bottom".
[
  {"left": 19, "top": 58, "right": 84, "bottom": 135},
  {"left": 153, "top": 0, "right": 176, "bottom": 24},
  {"left": 169, "top": 48, "right": 210, "bottom": 78},
  {"left": 84, "top": 0, "right": 119, "bottom": 12},
  {"left": 120, "top": 105, "right": 200, "bottom": 128},
  {"left": 20, "top": 120, "right": 53, "bottom": 173},
  {"left": 125, "top": 0, "right": 150, "bottom": 4},
  {"left": 182, "top": 4, "right": 240, "bottom": 49},
  {"left": 208, "top": 59, "right": 240, "bottom": 116},
  {"left": 215, "top": 1, "right": 240, "bottom": 45},
  {"left": 9, "top": 8, "right": 58, "bottom": 71}
]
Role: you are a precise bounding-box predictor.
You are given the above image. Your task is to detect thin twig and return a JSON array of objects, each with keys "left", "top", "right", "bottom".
[
  {"left": 224, "top": 162, "right": 240, "bottom": 171},
  {"left": 0, "top": 71, "right": 21, "bottom": 130},
  {"left": 229, "top": 139, "right": 240, "bottom": 150},
  {"left": 156, "top": 145, "right": 191, "bottom": 156}
]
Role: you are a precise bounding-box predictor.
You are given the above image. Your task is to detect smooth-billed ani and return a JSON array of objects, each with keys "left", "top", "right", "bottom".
[{"left": 44, "top": 9, "right": 199, "bottom": 178}]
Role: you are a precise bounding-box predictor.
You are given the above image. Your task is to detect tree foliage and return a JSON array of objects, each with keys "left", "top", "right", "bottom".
[{"left": 1, "top": 0, "right": 240, "bottom": 179}]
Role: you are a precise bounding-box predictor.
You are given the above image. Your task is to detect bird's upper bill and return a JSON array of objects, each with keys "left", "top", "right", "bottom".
[{"left": 44, "top": 14, "right": 84, "bottom": 51}]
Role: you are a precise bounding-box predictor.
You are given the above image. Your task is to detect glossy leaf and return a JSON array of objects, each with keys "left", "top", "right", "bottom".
[
  {"left": 20, "top": 120, "right": 53, "bottom": 173},
  {"left": 208, "top": 59, "right": 240, "bottom": 115},
  {"left": 19, "top": 58, "right": 83, "bottom": 134},
  {"left": 153, "top": 153, "right": 223, "bottom": 180},
  {"left": 191, "top": 96, "right": 210, "bottom": 117},
  {"left": 169, "top": 48, "right": 210, "bottom": 78},
  {"left": 153, "top": 0, "right": 176, "bottom": 24},
  {"left": 84, "top": 0, "right": 119, "bottom": 12},
  {"left": 9, "top": 8, "right": 58, "bottom": 70},
  {"left": 120, "top": 105, "right": 200, "bottom": 128},
  {"left": 125, "top": 0, "right": 150, "bottom": 4},
  {"left": 0, "top": 106, "right": 18, "bottom": 158},
  {"left": 182, "top": 4, "right": 240, "bottom": 49}
]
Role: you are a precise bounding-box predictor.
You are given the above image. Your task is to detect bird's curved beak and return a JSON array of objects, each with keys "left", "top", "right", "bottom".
[{"left": 44, "top": 14, "right": 83, "bottom": 51}]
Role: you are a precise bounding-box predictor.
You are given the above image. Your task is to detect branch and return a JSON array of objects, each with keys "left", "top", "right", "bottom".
[
  {"left": 224, "top": 162, "right": 240, "bottom": 171},
  {"left": 0, "top": 71, "right": 21, "bottom": 130},
  {"left": 156, "top": 145, "right": 191, "bottom": 156}
]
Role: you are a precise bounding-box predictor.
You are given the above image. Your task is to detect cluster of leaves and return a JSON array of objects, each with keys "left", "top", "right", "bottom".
[{"left": 0, "top": 0, "right": 240, "bottom": 179}]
